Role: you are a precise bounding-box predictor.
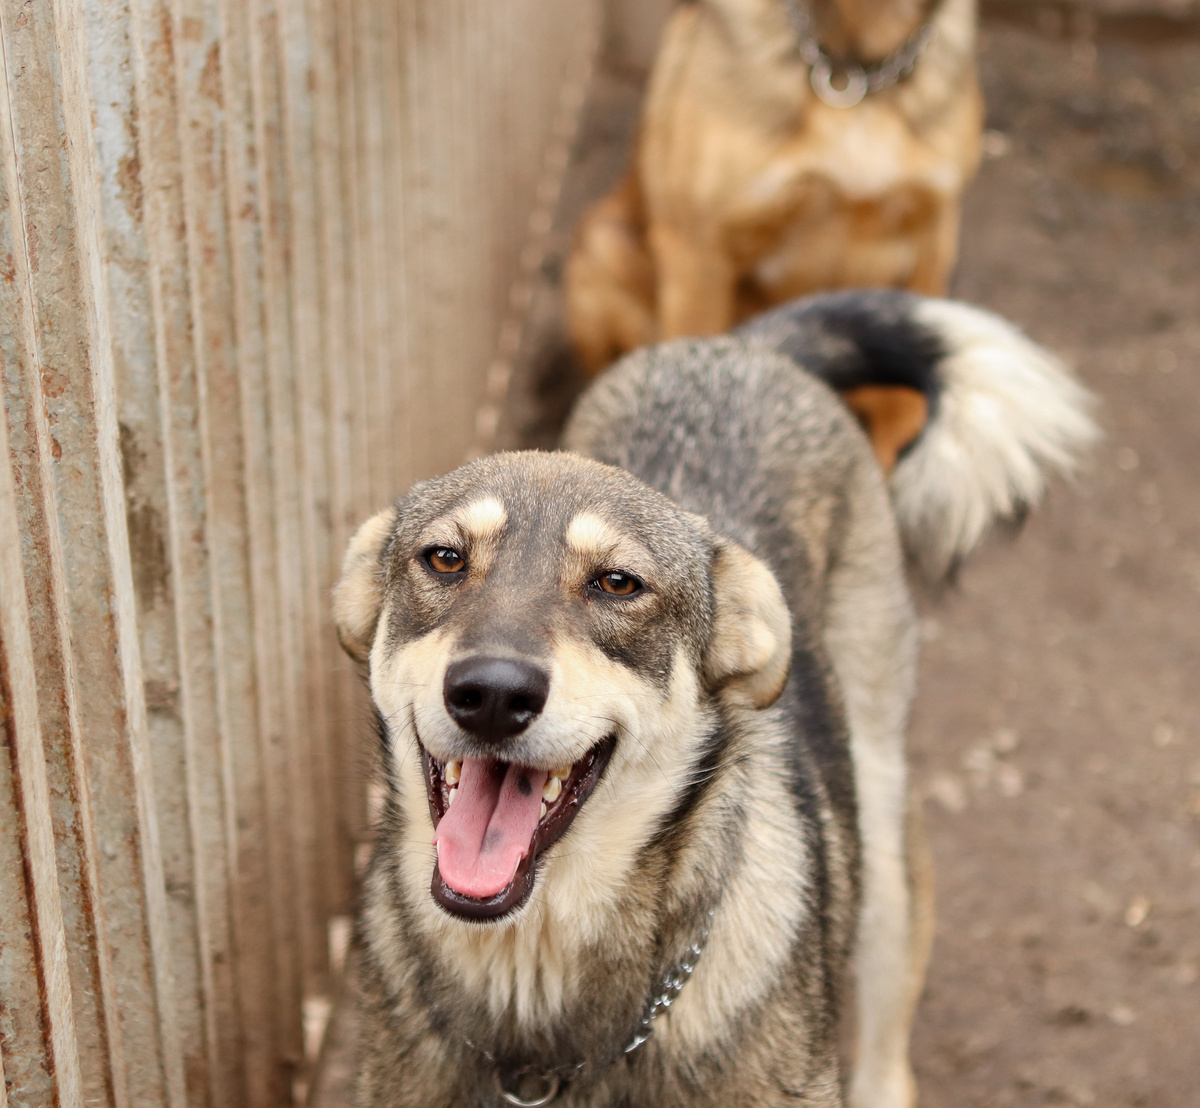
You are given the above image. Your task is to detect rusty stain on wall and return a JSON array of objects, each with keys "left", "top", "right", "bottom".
[{"left": 0, "top": 1, "right": 601, "bottom": 1105}]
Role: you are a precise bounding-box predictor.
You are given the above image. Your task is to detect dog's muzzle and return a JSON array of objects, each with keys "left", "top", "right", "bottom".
[{"left": 421, "top": 729, "right": 617, "bottom": 921}]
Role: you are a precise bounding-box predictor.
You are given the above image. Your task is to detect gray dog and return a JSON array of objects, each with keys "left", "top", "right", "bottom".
[{"left": 334, "top": 291, "right": 1096, "bottom": 1108}]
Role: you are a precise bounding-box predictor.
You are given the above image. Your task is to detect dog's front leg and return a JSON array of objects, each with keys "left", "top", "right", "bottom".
[
  {"left": 904, "top": 195, "right": 961, "bottom": 297},
  {"left": 649, "top": 221, "right": 738, "bottom": 340}
]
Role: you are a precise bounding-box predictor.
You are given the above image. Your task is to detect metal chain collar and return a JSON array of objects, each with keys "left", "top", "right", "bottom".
[
  {"left": 486, "top": 908, "right": 716, "bottom": 1107},
  {"left": 621, "top": 908, "right": 714, "bottom": 1057},
  {"left": 781, "top": 0, "right": 941, "bottom": 108}
]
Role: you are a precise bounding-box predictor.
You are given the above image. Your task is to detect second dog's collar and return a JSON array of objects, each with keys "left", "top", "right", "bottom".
[{"left": 781, "top": 0, "right": 943, "bottom": 108}]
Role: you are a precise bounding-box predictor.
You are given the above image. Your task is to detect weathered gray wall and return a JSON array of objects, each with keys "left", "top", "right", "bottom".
[{"left": 0, "top": 1, "right": 599, "bottom": 1105}]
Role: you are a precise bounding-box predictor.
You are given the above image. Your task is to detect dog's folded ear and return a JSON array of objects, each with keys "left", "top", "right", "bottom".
[
  {"left": 704, "top": 538, "right": 792, "bottom": 709},
  {"left": 332, "top": 507, "right": 396, "bottom": 662}
]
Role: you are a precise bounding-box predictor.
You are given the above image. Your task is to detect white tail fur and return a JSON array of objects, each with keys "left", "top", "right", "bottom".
[{"left": 894, "top": 299, "right": 1099, "bottom": 578}]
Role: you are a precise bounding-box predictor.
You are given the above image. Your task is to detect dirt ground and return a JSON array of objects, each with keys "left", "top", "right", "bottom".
[
  {"left": 314, "top": 7, "right": 1200, "bottom": 1106},
  {"left": 900, "top": 13, "right": 1199, "bottom": 1108},
  {"left": 498, "top": 7, "right": 1200, "bottom": 1107}
]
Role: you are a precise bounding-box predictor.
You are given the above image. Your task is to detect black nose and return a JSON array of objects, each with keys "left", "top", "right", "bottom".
[{"left": 443, "top": 657, "right": 550, "bottom": 740}]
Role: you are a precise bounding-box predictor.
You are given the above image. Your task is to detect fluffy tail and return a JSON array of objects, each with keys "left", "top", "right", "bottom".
[{"left": 737, "top": 290, "right": 1100, "bottom": 578}]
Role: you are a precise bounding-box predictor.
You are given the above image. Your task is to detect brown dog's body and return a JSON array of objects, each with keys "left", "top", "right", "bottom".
[{"left": 566, "top": 0, "right": 983, "bottom": 372}]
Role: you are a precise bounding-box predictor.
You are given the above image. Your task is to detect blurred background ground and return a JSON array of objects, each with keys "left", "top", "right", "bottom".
[
  {"left": 314, "top": 4, "right": 1199, "bottom": 1104},
  {"left": 494, "top": 4, "right": 1200, "bottom": 1106}
]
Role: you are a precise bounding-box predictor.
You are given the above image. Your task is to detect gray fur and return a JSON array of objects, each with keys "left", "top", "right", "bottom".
[
  {"left": 350, "top": 425, "right": 863, "bottom": 1105},
  {"left": 341, "top": 301, "right": 1092, "bottom": 1108}
]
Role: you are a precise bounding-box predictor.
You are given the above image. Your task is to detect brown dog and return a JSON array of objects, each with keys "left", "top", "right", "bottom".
[{"left": 566, "top": 0, "right": 983, "bottom": 373}]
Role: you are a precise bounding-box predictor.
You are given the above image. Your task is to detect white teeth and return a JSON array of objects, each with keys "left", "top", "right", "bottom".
[
  {"left": 445, "top": 759, "right": 461, "bottom": 785},
  {"left": 550, "top": 765, "right": 571, "bottom": 781},
  {"left": 447, "top": 786, "right": 458, "bottom": 807},
  {"left": 540, "top": 801, "right": 547, "bottom": 819},
  {"left": 542, "top": 776, "right": 562, "bottom": 803}
]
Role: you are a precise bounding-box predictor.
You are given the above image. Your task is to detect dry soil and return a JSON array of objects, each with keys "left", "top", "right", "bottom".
[{"left": 499, "top": 8, "right": 1200, "bottom": 1107}]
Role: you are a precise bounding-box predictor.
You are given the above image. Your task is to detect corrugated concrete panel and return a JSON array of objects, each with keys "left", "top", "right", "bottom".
[{"left": 0, "top": 0, "right": 600, "bottom": 1103}]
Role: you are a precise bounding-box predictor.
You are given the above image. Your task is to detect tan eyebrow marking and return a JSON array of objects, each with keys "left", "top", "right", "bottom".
[
  {"left": 422, "top": 497, "right": 507, "bottom": 577},
  {"left": 565, "top": 511, "right": 623, "bottom": 561},
  {"left": 448, "top": 496, "right": 507, "bottom": 545}
]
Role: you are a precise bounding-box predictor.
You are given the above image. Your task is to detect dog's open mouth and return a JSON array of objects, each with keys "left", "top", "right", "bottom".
[{"left": 421, "top": 736, "right": 616, "bottom": 920}]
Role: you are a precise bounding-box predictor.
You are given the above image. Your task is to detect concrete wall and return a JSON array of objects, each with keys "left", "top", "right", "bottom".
[{"left": 0, "top": 1, "right": 599, "bottom": 1104}]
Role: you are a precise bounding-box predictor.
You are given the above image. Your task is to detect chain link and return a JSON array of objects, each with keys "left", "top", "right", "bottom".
[
  {"left": 781, "top": 0, "right": 940, "bottom": 107},
  {"left": 623, "top": 909, "right": 714, "bottom": 1055}
]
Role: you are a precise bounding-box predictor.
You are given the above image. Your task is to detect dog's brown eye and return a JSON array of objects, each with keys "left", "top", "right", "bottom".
[
  {"left": 427, "top": 547, "right": 466, "bottom": 574},
  {"left": 594, "top": 571, "right": 641, "bottom": 596}
]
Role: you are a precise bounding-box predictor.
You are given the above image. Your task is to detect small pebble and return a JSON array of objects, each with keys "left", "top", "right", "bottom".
[
  {"left": 1108, "top": 1005, "right": 1137, "bottom": 1027},
  {"left": 997, "top": 763, "right": 1025, "bottom": 798},
  {"left": 927, "top": 773, "right": 967, "bottom": 814},
  {"left": 1125, "top": 895, "right": 1150, "bottom": 928},
  {"left": 981, "top": 129, "right": 1012, "bottom": 158},
  {"left": 993, "top": 727, "right": 1020, "bottom": 754},
  {"left": 1116, "top": 447, "right": 1140, "bottom": 472}
]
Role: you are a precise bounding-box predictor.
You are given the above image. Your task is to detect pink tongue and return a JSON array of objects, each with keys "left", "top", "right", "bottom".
[{"left": 433, "top": 759, "right": 549, "bottom": 899}]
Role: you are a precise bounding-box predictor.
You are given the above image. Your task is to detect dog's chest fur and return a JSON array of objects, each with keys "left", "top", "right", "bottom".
[{"left": 357, "top": 735, "right": 848, "bottom": 1107}]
